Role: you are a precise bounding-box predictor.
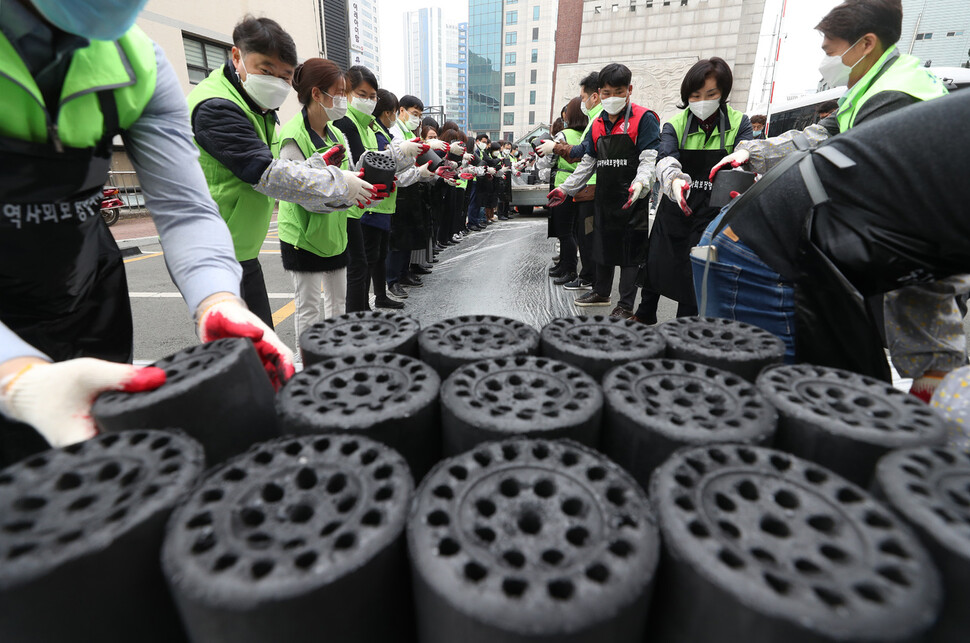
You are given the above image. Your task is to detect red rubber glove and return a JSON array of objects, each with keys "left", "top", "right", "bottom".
[
  {"left": 547, "top": 188, "right": 567, "bottom": 208},
  {"left": 672, "top": 178, "right": 693, "bottom": 216},
  {"left": 709, "top": 149, "right": 750, "bottom": 182},
  {"left": 320, "top": 144, "right": 345, "bottom": 167},
  {"left": 436, "top": 166, "right": 457, "bottom": 180},
  {"left": 459, "top": 172, "right": 475, "bottom": 180},
  {"left": 0, "top": 359, "right": 166, "bottom": 447},
  {"left": 621, "top": 182, "right": 645, "bottom": 210},
  {"left": 197, "top": 296, "right": 295, "bottom": 391}
]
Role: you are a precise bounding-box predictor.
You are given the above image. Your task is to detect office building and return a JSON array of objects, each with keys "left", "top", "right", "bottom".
[
  {"left": 899, "top": 0, "right": 970, "bottom": 68},
  {"left": 468, "top": 0, "right": 503, "bottom": 137},
  {"left": 446, "top": 23, "right": 470, "bottom": 129},
  {"left": 552, "top": 0, "right": 767, "bottom": 122},
  {"left": 405, "top": 8, "right": 446, "bottom": 107}
]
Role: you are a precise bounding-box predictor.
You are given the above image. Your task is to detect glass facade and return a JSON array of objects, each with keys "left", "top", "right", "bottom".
[{"left": 468, "top": 0, "right": 502, "bottom": 136}]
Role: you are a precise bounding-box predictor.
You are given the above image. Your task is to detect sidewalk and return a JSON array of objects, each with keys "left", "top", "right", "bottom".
[{"left": 110, "top": 214, "right": 158, "bottom": 242}]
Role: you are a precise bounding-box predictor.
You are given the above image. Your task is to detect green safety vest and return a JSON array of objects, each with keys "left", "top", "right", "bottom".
[
  {"left": 0, "top": 25, "right": 157, "bottom": 147},
  {"left": 837, "top": 48, "right": 948, "bottom": 131},
  {"left": 669, "top": 104, "right": 744, "bottom": 152},
  {"left": 343, "top": 105, "right": 398, "bottom": 217},
  {"left": 274, "top": 115, "right": 350, "bottom": 259},
  {"left": 554, "top": 128, "right": 583, "bottom": 187},
  {"left": 579, "top": 102, "right": 603, "bottom": 185},
  {"left": 187, "top": 66, "right": 278, "bottom": 261}
]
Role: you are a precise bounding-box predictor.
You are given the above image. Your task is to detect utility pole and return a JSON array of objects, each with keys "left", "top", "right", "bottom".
[{"left": 765, "top": 0, "right": 788, "bottom": 125}]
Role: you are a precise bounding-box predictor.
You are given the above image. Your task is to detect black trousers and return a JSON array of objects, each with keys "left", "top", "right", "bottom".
[
  {"left": 239, "top": 258, "right": 273, "bottom": 329},
  {"left": 362, "top": 224, "right": 389, "bottom": 301},
  {"left": 345, "top": 217, "right": 369, "bottom": 312},
  {"left": 594, "top": 264, "right": 639, "bottom": 311},
  {"left": 576, "top": 200, "right": 596, "bottom": 282},
  {"left": 556, "top": 199, "right": 578, "bottom": 274}
]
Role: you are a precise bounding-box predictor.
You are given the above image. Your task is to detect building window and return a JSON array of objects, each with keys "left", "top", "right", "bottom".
[
  {"left": 529, "top": 111, "right": 535, "bottom": 124},
  {"left": 532, "top": 27, "right": 539, "bottom": 41},
  {"left": 530, "top": 69, "right": 537, "bottom": 84},
  {"left": 505, "top": 72, "right": 516, "bottom": 86},
  {"left": 504, "top": 131, "right": 514, "bottom": 141},
  {"left": 183, "top": 34, "right": 231, "bottom": 84},
  {"left": 531, "top": 49, "right": 538, "bottom": 63},
  {"left": 533, "top": 6, "right": 540, "bottom": 19},
  {"left": 506, "top": 11, "right": 517, "bottom": 25},
  {"left": 529, "top": 90, "right": 536, "bottom": 104},
  {"left": 506, "top": 32, "right": 517, "bottom": 45},
  {"left": 504, "top": 92, "right": 515, "bottom": 106},
  {"left": 916, "top": 32, "right": 933, "bottom": 40},
  {"left": 505, "top": 52, "right": 517, "bottom": 65},
  {"left": 504, "top": 112, "right": 515, "bottom": 125}
]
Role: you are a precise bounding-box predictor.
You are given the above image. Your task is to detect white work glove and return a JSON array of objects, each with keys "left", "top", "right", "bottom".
[
  {"left": 0, "top": 359, "right": 167, "bottom": 447},
  {"left": 449, "top": 142, "right": 466, "bottom": 155},
  {"left": 397, "top": 136, "right": 429, "bottom": 159},
  {"left": 196, "top": 295, "right": 295, "bottom": 391},
  {"left": 463, "top": 152, "right": 475, "bottom": 163},
  {"left": 671, "top": 177, "right": 692, "bottom": 216},
  {"left": 487, "top": 167, "right": 497, "bottom": 176},
  {"left": 444, "top": 177, "right": 458, "bottom": 186},
  {"left": 709, "top": 149, "right": 751, "bottom": 181},
  {"left": 427, "top": 139, "right": 448, "bottom": 152},
  {"left": 340, "top": 169, "right": 382, "bottom": 207},
  {"left": 536, "top": 139, "right": 556, "bottom": 157},
  {"left": 622, "top": 181, "right": 648, "bottom": 210},
  {"left": 417, "top": 161, "right": 437, "bottom": 180}
]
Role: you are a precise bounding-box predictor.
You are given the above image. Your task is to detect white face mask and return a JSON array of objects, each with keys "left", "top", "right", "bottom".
[
  {"left": 600, "top": 95, "right": 628, "bottom": 116},
  {"left": 689, "top": 99, "right": 721, "bottom": 121},
  {"left": 580, "top": 99, "right": 589, "bottom": 116},
  {"left": 406, "top": 113, "right": 421, "bottom": 129},
  {"left": 319, "top": 91, "right": 348, "bottom": 121},
  {"left": 351, "top": 95, "right": 377, "bottom": 115},
  {"left": 819, "top": 38, "right": 864, "bottom": 88},
  {"left": 477, "top": 141, "right": 487, "bottom": 150},
  {"left": 238, "top": 58, "right": 291, "bottom": 111}
]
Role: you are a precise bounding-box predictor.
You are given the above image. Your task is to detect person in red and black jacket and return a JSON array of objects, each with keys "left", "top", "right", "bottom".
[{"left": 546, "top": 63, "right": 660, "bottom": 316}]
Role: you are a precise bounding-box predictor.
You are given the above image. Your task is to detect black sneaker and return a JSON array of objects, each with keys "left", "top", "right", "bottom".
[
  {"left": 610, "top": 305, "right": 634, "bottom": 320},
  {"left": 553, "top": 272, "right": 577, "bottom": 286},
  {"left": 374, "top": 297, "right": 405, "bottom": 309},
  {"left": 563, "top": 278, "right": 593, "bottom": 291},
  {"left": 574, "top": 291, "right": 612, "bottom": 307},
  {"left": 400, "top": 275, "right": 424, "bottom": 287},
  {"left": 548, "top": 264, "right": 563, "bottom": 276},
  {"left": 411, "top": 264, "right": 432, "bottom": 275},
  {"left": 387, "top": 283, "right": 409, "bottom": 299}
]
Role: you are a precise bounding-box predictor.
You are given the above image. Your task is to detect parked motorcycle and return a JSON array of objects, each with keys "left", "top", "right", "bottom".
[{"left": 101, "top": 186, "right": 123, "bottom": 226}]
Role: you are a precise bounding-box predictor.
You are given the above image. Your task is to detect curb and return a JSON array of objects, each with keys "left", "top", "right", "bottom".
[{"left": 115, "top": 235, "right": 160, "bottom": 251}]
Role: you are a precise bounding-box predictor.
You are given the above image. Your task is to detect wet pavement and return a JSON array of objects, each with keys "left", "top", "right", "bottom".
[{"left": 122, "top": 216, "right": 679, "bottom": 364}]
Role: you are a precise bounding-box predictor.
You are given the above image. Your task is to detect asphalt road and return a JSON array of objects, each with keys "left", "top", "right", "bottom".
[{"left": 121, "top": 216, "right": 680, "bottom": 364}]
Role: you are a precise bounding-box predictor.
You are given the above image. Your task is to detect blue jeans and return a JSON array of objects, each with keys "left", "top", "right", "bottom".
[{"left": 691, "top": 210, "right": 796, "bottom": 362}]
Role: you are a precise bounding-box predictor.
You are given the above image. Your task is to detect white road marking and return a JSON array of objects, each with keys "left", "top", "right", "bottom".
[{"left": 128, "top": 292, "right": 294, "bottom": 298}]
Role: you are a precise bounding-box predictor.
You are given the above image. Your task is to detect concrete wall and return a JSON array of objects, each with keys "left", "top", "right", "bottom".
[{"left": 554, "top": 0, "right": 766, "bottom": 124}]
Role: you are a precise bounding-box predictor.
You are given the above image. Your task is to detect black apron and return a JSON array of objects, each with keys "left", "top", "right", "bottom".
[
  {"left": 0, "top": 91, "right": 131, "bottom": 464},
  {"left": 389, "top": 183, "right": 431, "bottom": 251},
  {"left": 647, "top": 112, "right": 728, "bottom": 304},
  {"left": 592, "top": 106, "right": 650, "bottom": 267}
]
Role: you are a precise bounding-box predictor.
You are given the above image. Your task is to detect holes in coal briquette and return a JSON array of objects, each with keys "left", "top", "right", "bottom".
[
  {"left": 586, "top": 563, "right": 610, "bottom": 583},
  {"left": 561, "top": 451, "right": 579, "bottom": 466},
  {"left": 534, "top": 478, "right": 556, "bottom": 498},
  {"left": 334, "top": 532, "right": 357, "bottom": 550},
  {"left": 202, "top": 488, "right": 223, "bottom": 503},
  {"left": 804, "top": 468, "right": 828, "bottom": 484},
  {"left": 262, "top": 483, "right": 284, "bottom": 503},
  {"left": 191, "top": 532, "right": 216, "bottom": 554},
  {"left": 795, "top": 558, "right": 822, "bottom": 574},
  {"left": 476, "top": 498, "right": 497, "bottom": 517},
  {"left": 763, "top": 572, "right": 791, "bottom": 595},
  {"left": 327, "top": 473, "right": 348, "bottom": 494},
  {"left": 213, "top": 554, "right": 238, "bottom": 572},
  {"left": 475, "top": 526, "right": 496, "bottom": 543},
  {"left": 374, "top": 465, "right": 393, "bottom": 480},
  {"left": 254, "top": 451, "right": 273, "bottom": 465},
  {"left": 427, "top": 510, "right": 450, "bottom": 527},
  {"left": 4, "top": 520, "right": 33, "bottom": 534},
  {"left": 518, "top": 511, "right": 543, "bottom": 535},
  {"left": 609, "top": 540, "right": 633, "bottom": 558},
  {"left": 877, "top": 566, "right": 910, "bottom": 587},
  {"left": 562, "top": 497, "right": 584, "bottom": 516},
  {"left": 606, "top": 486, "right": 627, "bottom": 506},
  {"left": 854, "top": 583, "right": 884, "bottom": 603},
  {"left": 360, "top": 449, "right": 378, "bottom": 465},
  {"left": 502, "top": 444, "right": 520, "bottom": 461},
  {"left": 774, "top": 490, "right": 800, "bottom": 510},
  {"left": 566, "top": 526, "right": 589, "bottom": 546},
  {"left": 464, "top": 561, "right": 488, "bottom": 582},
  {"left": 473, "top": 451, "right": 492, "bottom": 467},
  {"left": 548, "top": 579, "right": 575, "bottom": 600},
  {"left": 375, "top": 486, "right": 393, "bottom": 501},
  {"left": 760, "top": 516, "right": 791, "bottom": 538},
  {"left": 69, "top": 495, "right": 96, "bottom": 511},
  {"left": 500, "top": 478, "right": 521, "bottom": 497},
  {"left": 296, "top": 468, "right": 318, "bottom": 490},
  {"left": 119, "top": 468, "right": 140, "bottom": 487},
  {"left": 14, "top": 496, "right": 46, "bottom": 511},
  {"left": 240, "top": 507, "right": 265, "bottom": 528},
  {"left": 541, "top": 549, "right": 564, "bottom": 565},
  {"left": 689, "top": 521, "right": 710, "bottom": 538},
  {"left": 337, "top": 496, "right": 357, "bottom": 513},
  {"left": 313, "top": 438, "right": 331, "bottom": 452},
  {"left": 287, "top": 504, "right": 314, "bottom": 524},
  {"left": 532, "top": 444, "right": 550, "bottom": 459},
  {"left": 251, "top": 560, "right": 274, "bottom": 579},
  {"left": 719, "top": 521, "right": 741, "bottom": 539},
  {"left": 813, "top": 586, "right": 846, "bottom": 608},
  {"left": 433, "top": 485, "right": 454, "bottom": 500},
  {"left": 738, "top": 480, "right": 759, "bottom": 501},
  {"left": 836, "top": 487, "right": 863, "bottom": 504},
  {"left": 586, "top": 466, "right": 607, "bottom": 481},
  {"left": 8, "top": 543, "right": 37, "bottom": 559},
  {"left": 295, "top": 551, "right": 318, "bottom": 570},
  {"left": 57, "top": 530, "right": 82, "bottom": 544},
  {"left": 718, "top": 548, "right": 745, "bottom": 569},
  {"left": 340, "top": 441, "right": 359, "bottom": 456},
  {"left": 98, "top": 463, "right": 121, "bottom": 481},
  {"left": 820, "top": 544, "right": 849, "bottom": 563},
  {"left": 864, "top": 511, "right": 892, "bottom": 529},
  {"left": 750, "top": 548, "right": 777, "bottom": 565},
  {"left": 56, "top": 472, "right": 82, "bottom": 491},
  {"left": 503, "top": 549, "right": 526, "bottom": 568},
  {"left": 675, "top": 496, "right": 695, "bottom": 512},
  {"left": 714, "top": 493, "right": 736, "bottom": 512},
  {"left": 503, "top": 578, "right": 528, "bottom": 597},
  {"left": 320, "top": 521, "right": 342, "bottom": 537},
  {"left": 449, "top": 465, "right": 468, "bottom": 480}
]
